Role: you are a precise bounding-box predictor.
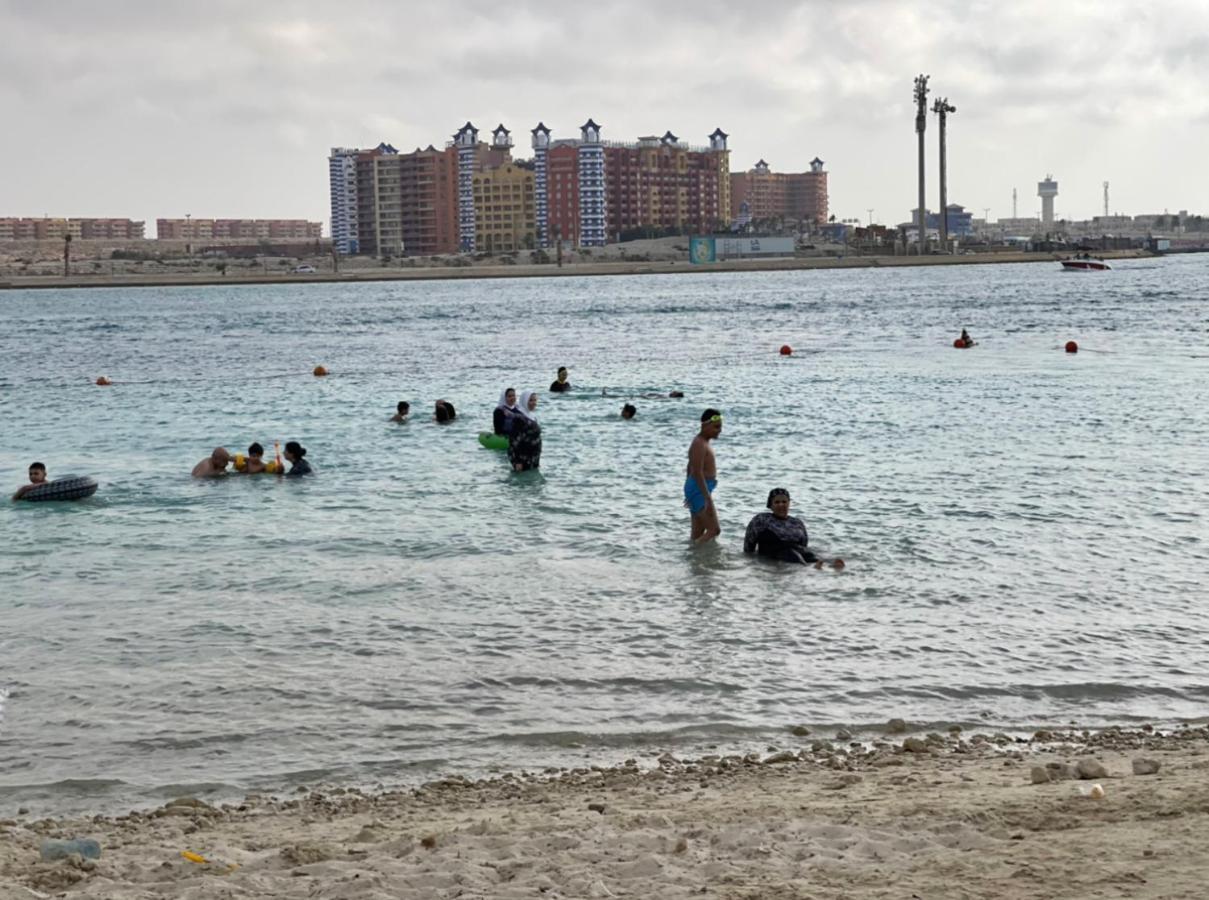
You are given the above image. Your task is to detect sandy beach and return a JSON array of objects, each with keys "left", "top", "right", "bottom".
[{"left": 3, "top": 725, "right": 1206, "bottom": 899}]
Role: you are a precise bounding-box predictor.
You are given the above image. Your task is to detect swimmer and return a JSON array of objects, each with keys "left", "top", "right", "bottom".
[
  {"left": 434, "top": 400, "right": 457, "bottom": 424},
  {"left": 282, "top": 441, "right": 313, "bottom": 477},
  {"left": 685, "top": 408, "right": 722, "bottom": 544},
  {"left": 12, "top": 461, "right": 47, "bottom": 501},
  {"left": 549, "top": 366, "right": 571, "bottom": 393},
  {"left": 959, "top": 328, "right": 974, "bottom": 347},
  {"left": 621, "top": 403, "right": 637, "bottom": 420},
  {"left": 244, "top": 442, "right": 267, "bottom": 474},
  {"left": 391, "top": 401, "right": 411, "bottom": 422},
  {"left": 192, "top": 447, "right": 230, "bottom": 478}
]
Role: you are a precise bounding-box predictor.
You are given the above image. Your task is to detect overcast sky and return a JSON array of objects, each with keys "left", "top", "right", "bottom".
[{"left": 3, "top": 0, "right": 1207, "bottom": 230}]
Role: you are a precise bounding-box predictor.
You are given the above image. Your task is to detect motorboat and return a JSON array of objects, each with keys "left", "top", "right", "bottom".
[{"left": 1061, "top": 256, "right": 1111, "bottom": 271}]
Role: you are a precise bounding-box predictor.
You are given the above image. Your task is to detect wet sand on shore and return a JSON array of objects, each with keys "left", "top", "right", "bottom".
[{"left": 3, "top": 725, "right": 1206, "bottom": 899}]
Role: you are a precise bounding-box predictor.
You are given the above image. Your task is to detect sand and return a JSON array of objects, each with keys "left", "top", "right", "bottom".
[{"left": 3, "top": 725, "right": 1207, "bottom": 899}]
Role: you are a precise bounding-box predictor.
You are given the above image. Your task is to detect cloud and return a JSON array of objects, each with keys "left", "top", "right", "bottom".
[{"left": 0, "top": 0, "right": 1206, "bottom": 224}]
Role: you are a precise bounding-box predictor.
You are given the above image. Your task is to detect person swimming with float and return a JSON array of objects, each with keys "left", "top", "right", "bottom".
[
  {"left": 12, "top": 462, "right": 48, "bottom": 501},
  {"left": 685, "top": 408, "right": 722, "bottom": 544},
  {"left": 959, "top": 328, "right": 975, "bottom": 347},
  {"left": 743, "top": 488, "right": 844, "bottom": 568}
]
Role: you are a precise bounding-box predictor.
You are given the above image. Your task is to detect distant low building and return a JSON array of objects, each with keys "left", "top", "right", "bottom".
[
  {"left": 0, "top": 217, "right": 144, "bottom": 240},
  {"left": 156, "top": 219, "right": 321, "bottom": 240},
  {"left": 906, "top": 205, "right": 974, "bottom": 237}
]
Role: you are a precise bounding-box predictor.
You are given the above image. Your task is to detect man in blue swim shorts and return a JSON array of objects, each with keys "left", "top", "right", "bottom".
[{"left": 685, "top": 408, "right": 723, "bottom": 543}]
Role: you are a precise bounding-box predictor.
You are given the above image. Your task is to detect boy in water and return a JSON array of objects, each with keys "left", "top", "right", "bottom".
[
  {"left": 12, "top": 462, "right": 48, "bottom": 500},
  {"left": 685, "top": 409, "right": 723, "bottom": 544},
  {"left": 244, "top": 442, "right": 268, "bottom": 474},
  {"left": 549, "top": 367, "right": 571, "bottom": 393},
  {"left": 391, "top": 401, "right": 410, "bottom": 422}
]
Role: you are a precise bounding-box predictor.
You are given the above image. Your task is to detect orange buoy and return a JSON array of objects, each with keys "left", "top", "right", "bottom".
[
  {"left": 1065, "top": 341, "right": 1078, "bottom": 354},
  {"left": 95, "top": 376, "right": 112, "bottom": 386},
  {"left": 953, "top": 339, "right": 965, "bottom": 349},
  {"left": 779, "top": 344, "right": 793, "bottom": 356},
  {"left": 313, "top": 365, "right": 328, "bottom": 377}
]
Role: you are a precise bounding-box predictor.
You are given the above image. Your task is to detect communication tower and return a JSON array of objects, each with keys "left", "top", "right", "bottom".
[
  {"left": 1103, "top": 181, "right": 1110, "bottom": 217},
  {"left": 1038, "top": 175, "right": 1058, "bottom": 230},
  {"left": 1012, "top": 188, "right": 1017, "bottom": 219}
]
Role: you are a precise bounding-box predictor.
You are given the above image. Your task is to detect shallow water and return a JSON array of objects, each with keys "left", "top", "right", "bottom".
[{"left": 2, "top": 257, "right": 1207, "bottom": 815}]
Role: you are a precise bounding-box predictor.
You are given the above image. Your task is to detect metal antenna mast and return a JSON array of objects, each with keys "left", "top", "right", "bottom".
[
  {"left": 914, "top": 74, "right": 930, "bottom": 255},
  {"left": 1012, "top": 188, "right": 1018, "bottom": 219},
  {"left": 932, "top": 96, "right": 956, "bottom": 251},
  {"left": 1103, "top": 181, "right": 1109, "bottom": 217}
]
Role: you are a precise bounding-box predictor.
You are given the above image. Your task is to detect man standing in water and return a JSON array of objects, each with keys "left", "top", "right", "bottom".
[{"left": 685, "top": 408, "right": 722, "bottom": 543}]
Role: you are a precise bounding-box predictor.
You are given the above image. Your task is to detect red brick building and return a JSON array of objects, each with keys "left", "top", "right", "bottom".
[
  {"left": 602, "top": 129, "right": 730, "bottom": 240},
  {"left": 730, "top": 158, "right": 828, "bottom": 227},
  {"left": 545, "top": 142, "right": 581, "bottom": 247}
]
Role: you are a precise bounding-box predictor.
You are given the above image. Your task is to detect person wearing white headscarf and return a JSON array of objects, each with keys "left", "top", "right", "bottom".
[
  {"left": 509, "top": 390, "right": 542, "bottom": 471},
  {"left": 493, "top": 387, "right": 518, "bottom": 436}
]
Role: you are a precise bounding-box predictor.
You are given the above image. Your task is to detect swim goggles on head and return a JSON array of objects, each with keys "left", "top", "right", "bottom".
[{"left": 709, "top": 414, "right": 723, "bottom": 423}]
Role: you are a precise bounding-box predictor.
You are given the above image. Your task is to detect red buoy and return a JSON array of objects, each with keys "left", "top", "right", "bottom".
[
  {"left": 953, "top": 339, "right": 965, "bottom": 349},
  {"left": 779, "top": 344, "right": 792, "bottom": 356},
  {"left": 313, "top": 365, "right": 329, "bottom": 376},
  {"left": 1065, "top": 340, "right": 1078, "bottom": 354},
  {"left": 95, "top": 376, "right": 112, "bottom": 386}
]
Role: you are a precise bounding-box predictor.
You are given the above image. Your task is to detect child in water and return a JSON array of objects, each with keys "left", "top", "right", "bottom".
[
  {"left": 12, "top": 462, "right": 47, "bottom": 500},
  {"left": 244, "top": 443, "right": 268, "bottom": 474}
]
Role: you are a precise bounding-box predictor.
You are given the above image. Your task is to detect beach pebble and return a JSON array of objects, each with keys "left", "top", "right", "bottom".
[
  {"left": 280, "top": 843, "right": 338, "bottom": 865},
  {"left": 1076, "top": 759, "right": 1110, "bottom": 780},
  {"left": 790, "top": 725, "right": 812, "bottom": 737},
  {"left": 1046, "top": 762, "right": 1076, "bottom": 780},
  {"left": 902, "top": 737, "right": 929, "bottom": 754},
  {"left": 835, "top": 729, "right": 853, "bottom": 741},
  {"left": 885, "top": 718, "right": 908, "bottom": 734},
  {"left": 1132, "top": 757, "right": 1161, "bottom": 776},
  {"left": 587, "top": 802, "right": 607, "bottom": 814},
  {"left": 763, "top": 750, "right": 798, "bottom": 764},
  {"left": 1030, "top": 766, "right": 1052, "bottom": 784}
]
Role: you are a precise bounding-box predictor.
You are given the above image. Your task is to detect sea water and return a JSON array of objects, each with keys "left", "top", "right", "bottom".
[{"left": 1, "top": 257, "right": 1207, "bottom": 815}]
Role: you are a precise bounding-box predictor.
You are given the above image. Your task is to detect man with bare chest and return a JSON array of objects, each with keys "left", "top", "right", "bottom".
[{"left": 685, "top": 408, "right": 723, "bottom": 543}]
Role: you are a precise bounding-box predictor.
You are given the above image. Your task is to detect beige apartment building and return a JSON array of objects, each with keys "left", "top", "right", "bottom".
[
  {"left": 472, "top": 162, "right": 536, "bottom": 253},
  {"left": 155, "top": 219, "right": 321, "bottom": 240},
  {"left": 0, "top": 217, "right": 144, "bottom": 240}
]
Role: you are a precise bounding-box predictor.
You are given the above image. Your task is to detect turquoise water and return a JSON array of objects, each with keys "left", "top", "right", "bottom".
[{"left": 2, "top": 257, "right": 1207, "bottom": 815}]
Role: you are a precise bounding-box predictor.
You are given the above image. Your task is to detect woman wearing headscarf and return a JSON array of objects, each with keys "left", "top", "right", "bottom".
[
  {"left": 508, "top": 390, "right": 542, "bottom": 472},
  {"left": 743, "top": 488, "right": 818, "bottom": 564},
  {"left": 493, "top": 387, "right": 519, "bottom": 436}
]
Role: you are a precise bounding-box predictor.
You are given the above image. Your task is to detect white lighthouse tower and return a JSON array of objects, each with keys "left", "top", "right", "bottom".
[{"left": 1038, "top": 175, "right": 1058, "bottom": 231}]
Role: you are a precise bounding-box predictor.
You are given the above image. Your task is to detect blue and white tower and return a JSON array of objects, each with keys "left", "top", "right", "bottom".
[
  {"left": 454, "top": 122, "right": 479, "bottom": 253},
  {"left": 492, "top": 123, "right": 513, "bottom": 151},
  {"left": 577, "top": 119, "right": 606, "bottom": 247},
  {"left": 328, "top": 147, "right": 360, "bottom": 255},
  {"left": 531, "top": 122, "right": 551, "bottom": 249}
]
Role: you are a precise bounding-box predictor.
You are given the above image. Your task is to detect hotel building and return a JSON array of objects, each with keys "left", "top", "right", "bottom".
[
  {"left": 473, "top": 161, "right": 536, "bottom": 253},
  {"left": 729, "top": 158, "right": 828, "bottom": 226}
]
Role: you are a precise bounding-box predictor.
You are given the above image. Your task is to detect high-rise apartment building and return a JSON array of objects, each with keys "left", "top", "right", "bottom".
[
  {"left": 730, "top": 158, "right": 828, "bottom": 226},
  {"left": 329, "top": 147, "right": 361, "bottom": 254},
  {"left": 601, "top": 128, "right": 730, "bottom": 240},
  {"left": 473, "top": 162, "right": 536, "bottom": 253},
  {"left": 331, "top": 119, "right": 735, "bottom": 254}
]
